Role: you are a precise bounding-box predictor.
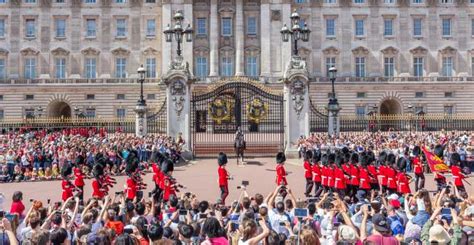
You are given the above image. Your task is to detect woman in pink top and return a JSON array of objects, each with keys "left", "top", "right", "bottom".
[{"left": 9, "top": 191, "right": 25, "bottom": 218}]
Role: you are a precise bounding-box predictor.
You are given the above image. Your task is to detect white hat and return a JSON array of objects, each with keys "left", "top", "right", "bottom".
[
  {"left": 338, "top": 225, "right": 357, "bottom": 242},
  {"left": 388, "top": 194, "right": 399, "bottom": 200},
  {"left": 429, "top": 224, "right": 451, "bottom": 244}
]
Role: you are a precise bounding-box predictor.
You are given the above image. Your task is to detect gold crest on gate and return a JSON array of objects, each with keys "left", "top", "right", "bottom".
[
  {"left": 247, "top": 97, "right": 269, "bottom": 124},
  {"left": 209, "top": 97, "right": 232, "bottom": 124}
]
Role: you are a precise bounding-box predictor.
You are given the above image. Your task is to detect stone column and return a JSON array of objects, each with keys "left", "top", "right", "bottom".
[
  {"left": 162, "top": 3, "right": 172, "bottom": 73},
  {"left": 209, "top": 0, "right": 219, "bottom": 77},
  {"left": 328, "top": 102, "right": 341, "bottom": 137},
  {"left": 134, "top": 104, "right": 147, "bottom": 137},
  {"left": 260, "top": 3, "right": 271, "bottom": 77},
  {"left": 235, "top": 0, "right": 244, "bottom": 76}
]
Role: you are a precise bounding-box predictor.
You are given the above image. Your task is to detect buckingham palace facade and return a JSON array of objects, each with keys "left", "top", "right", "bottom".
[{"left": 0, "top": 0, "right": 473, "bottom": 119}]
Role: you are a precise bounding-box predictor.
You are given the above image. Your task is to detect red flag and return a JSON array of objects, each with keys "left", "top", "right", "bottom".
[{"left": 422, "top": 147, "right": 450, "bottom": 173}]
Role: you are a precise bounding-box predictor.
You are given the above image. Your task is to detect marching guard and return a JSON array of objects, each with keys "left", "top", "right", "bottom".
[
  {"left": 451, "top": 153, "right": 467, "bottom": 193},
  {"left": 61, "top": 163, "right": 76, "bottom": 202},
  {"left": 312, "top": 151, "right": 322, "bottom": 197},
  {"left": 396, "top": 157, "right": 411, "bottom": 194},
  {"left": 303, "top": 150, "right": 314, "bottom": 197},
  {"left": 275, "top": 152, "right": 288, "bottom": 186},
  {"left": 412, "top": 146, "right": 425, "bottom": 191},
  {"left": 433, "top": 145, "right": 447, "bottom": 191},
  {"left": 217, "top": 152, "right": 230, "bottom": 205}
]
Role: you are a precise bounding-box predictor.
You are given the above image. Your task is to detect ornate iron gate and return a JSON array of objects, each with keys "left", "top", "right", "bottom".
[
  {"left": 309, "top": 99, "right": 329, "bottom": 132},
  {"left": 191, "top": 80, "right": 284, "bottom": 157},
  {"left": 147, "top": 99, "right": 167, "bottom": 134}
]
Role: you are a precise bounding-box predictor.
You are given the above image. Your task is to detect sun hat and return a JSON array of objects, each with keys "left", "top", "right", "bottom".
[
  {"left": 429, "top": 224, "right": 451, "bottom": 244},
  {"left": 338, "top": 225, "right": 357, "bottom": 242}
]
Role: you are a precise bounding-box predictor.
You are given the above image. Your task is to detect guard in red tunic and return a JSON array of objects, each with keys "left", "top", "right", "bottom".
[
  {"left": 303, "top": 150, "right": 314, "bottom": 197},
  {"left": 333, "top": 154, "right": 347, "bottom": 196},
  {"left": 433, "top": 145, "right": 447, "bottom": 191},
  {"left": 349, "top": 153, "right": 360, "bottom": 199},
  {"left": 396, "top": 157, "right": 411, "bottom": 194},
  {"left": 217, "top": 152, "right": 230, "bottom": 205},
  {"left": 61, "top": 164, "right": 75, "bottom": 202},
  {"left": 92, "top": 164, "right": 105, "bottom": 200},
  {"left": 321, "top": 154, "right": 329, "bottom": 191},
  {"left": 367, "top": 155, "right": 378, "bottom": 190},
  {"left": 385, "top": 154, "right": 398, "bottom": 194},
  {"left": 73, "top": 165, "right": 85, "bottom": 202},
  {"left": 312, "top": 151, "right": 322, "bottom": 197},
  {"left": 412, "top": 146, "right": 425, "bottom": 191},
  {"left": 327, "top": 153, "right": 336, "bottom": 191},
  {"left": 451, "top": 153, "right": 467, "bottom": 193},
  {"left": 151, "top": 151, "right": 164, "bottom": 201},
  {"left": 162, "top": 159, "right": 177, "bottom": 202},
  {"left": 125, "top": 153, "right": 140, "bottom": 202},
  {"left": 358, "top": 155, "right": 371, "bottom": 191},
  {"left": 275, "top": 152, "right": 287, "bottom": 186},
  {"left": 342, "top": 153, "right": 352, "bottom": 196}
]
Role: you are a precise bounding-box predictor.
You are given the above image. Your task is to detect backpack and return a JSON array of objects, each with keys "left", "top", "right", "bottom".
[{"left": 388, "top": 215, "right": 404, "bottom": 236}]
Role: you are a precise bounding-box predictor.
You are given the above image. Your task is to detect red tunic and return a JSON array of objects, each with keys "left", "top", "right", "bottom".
[
  {"left": 379, "top": 165, "right": 388, "bottom": 186},
  {"left": 321, "top": 166, "right": 328, "bottom": 186},
  {"left": 74, "top": 168, "right": 84, "bottom": 187},
  {"left": 349, "top": 164, "right": 360, "bottom": 186},
  {"left": 163, "top": 175, "right": 176, "bottom": 201},
  {"left": 92, "top": 179, "right": 105, "bottom": 199},
  {"left": 327, "top": 167, "right": 335, "bottom": 188},
  {"left": 342, "top": 164, "right": 351, "bottom": 185},
  {"left": 386, "top": 167, "right": 398, "bottom": 189},
  {"left": 312, "top": 164, "right": 321, "bottom": 183},
  {"left": 62, "top": 180, "right": 74, "bottom": 201},
  {"left": 304, "top": 161, "right": 312, "bottom": 179},
  {"left": 126, "top": 177, "right": 137, "bottom": 200},
  {"left": 396, "top": 172, "right": 411, "bottom": 194},
  {"left": 413, "top": 157, "right": 423, "bottom": 174},
  {"left": 451, "top": 165, "right": 465, "bottom": 187},
  {"left": 368, "top": 165, "right": 378, "bottom": 184},
  {"left": 276, "top": 164, "right": 287, "bottom": 186},
  {"left": 152, "top": 164, "right": 162, "bottom": 186},
  {"left": 358, "top": 167, "right": 371, "bottom": 190},
  {"left": 333, "top": 167, "right": 346, "bottom": 189},
  {"left": 218, "top": 166, "right": 229, "bottom": 186}
]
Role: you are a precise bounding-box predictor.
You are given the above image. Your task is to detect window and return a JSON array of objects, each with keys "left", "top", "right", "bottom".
[
  {"left": 442, "top": 57, "right": 453, "bottom": 77},
  {"left": 147, "top": 94, "right": 155, "bottom": 100},
  {"left": 440, "top": 0, "right": 452, "bottom": 3},
  {"left": 0, "top": 0, "right": 6, "bottom": 3},
  {"left": 442, "top": 18, "right": 451, "bottom": 37},
  {"left": 326, "top": 57, "right": 336, "bottom": 76},
  {"left": 471, "top": 19, "right": 474, "bottom": 36},
  {"left": 355, "top": 57, "right": 365, "bottom": 77},
  {"left": 145, "top": 0, "right": 155, "bottom": 3},
  {"left": 472, "top": 57, "right": 474, "bottom": 76},
  {"left": 354, "top": 0, "right": 364, "bottom": 3},
  {"left": 0, "top": 95, "right": 3, "bottom": 100},
  {"left": 0, "top": 19, "right": 5, "bottom": 37},
  {"left": 413, "top": 0, "right": 423, "bottom": 3},
  {"left": 25, "top": 94, "right": 34, "bottom": 100},
  {"left": 0, "top": 59, "right": 5, "bottom": 78},
  {"left": 24, "top": 58, "right": 36, "bottom": 79},
  {"left": 197, "top": 18, "right": 207, "bottom": 35},
  {"left": 116, "top": 94, "right": 125, "bottom": 100},
  {"left": 221, "top": 56, "right": 233, "bottom": 77},
  {"left": 25, "top": 0, "right": 35, "bottom": 3},
  {"left": 295, "top": 0, "right": 306, "bottom": 3},
  {"left": 55, "top": 58, "right": 66, "bottom": 79},
  {"left": 356, "top": 106, "right": 366, "bottom": 116},
  {"left": 86, "top": 94, "right": 95, "bottom": 100},
  {"left": 355, "top": 19, "right": 364, "bottom": 37},
  {"left": 116, "top": 108, "right": 126, "bottom": 118},
  {"left": 444, "top": 92, "right": 453, "bottom": 98},
  {"left": 413, "top": 18, "right": 422, "bottom": 37},
  {"left": 116, "top": 0, "right": 125, "bottom": 3},
  {"left": 25, "top": 108, "right": 35, "bottom": 118},
  {"left": 115, "top": 58, "right": 127, "bottom": 78},
  {"left": 384, "top": 0, "right": 394, "bottom": 3},
  {"left": 0, "top": 109, "right": 3, "bottom": 120},
  {"left": 413, "top": 57, "right": 423, "bottom": 77},
  {"left": 444, "top": 106, "right": 453, "bottom": 114},
  {"left": 85, "top": 108, "right": 96, "bottom": 118},
  {"left": 25, "top": 19, "right": 35, "bottom": 38},
  {"left": 56, "top": 0, "right": 64, "bottom": 3},
  {"left": 415, "top": 92, "right": 424, "bottom": 98},
  {"left": 55, "top": 19, "right": 66, "bottom": 38},
  {"left": 221, "top": 17, "right": 232, "bottom": 37},
  {"left": 356, "top": 92, "right": 366, "bottom": 98},
  {"left": 246, "top": 56, "right": 259, "bottom": 77},
  {"left": 384, "top": 57, "right": 395, "bottom": 77},
  {"left": 116, "top": 19, "right": 127, "bottom": 37},
  {"left": 146, "top": 58, "right": 156, "bottom": 78},
  {"left": 415, "top": 106, "right": 424, "bottom": 114},
  {"left": 146, "top": 19, "right": 155, "bottom": 37},
  {"left": 247, "top": 17, "right": 257, "bottom": 35},
  {"left": 86, "top": 19, "right": 96, "bottom": 37},
  {"left": 326, "top": 19, "right": 335, "bottom": 37},
  {"left": 196, "top": 57, "right": 208, "bottom": 78},
  {"left": 85, "top": 0, "right": 96, "bottom": 3},
  {"left": 325, "top": 0, "right": 336, "bottom": 3},
  {"left": 384, "top": 19, "right": 393, "bottom": 36},
  {"left": 85, "top": 58, "right": 96, "bottom": 78}
]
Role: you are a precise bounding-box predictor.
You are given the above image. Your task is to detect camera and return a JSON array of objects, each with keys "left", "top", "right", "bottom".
[
  {"left": 199, "top": 213, "right": 207, "bottom": 219},
  {"left": 237, "top": 180, "right": 250, "bottom": 190},
  {"left": 115, "top": 191, "right": 124, "bottom": 195},
  {"left": 294, "top": 208, "right": 308, "bottom": 218},
  {"left": 179, "top": 209, "right": 188, "bottom": 216}
]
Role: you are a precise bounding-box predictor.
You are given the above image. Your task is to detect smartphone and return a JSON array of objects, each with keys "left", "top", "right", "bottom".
[
  {"left": 179, "top": 209, "right": 188, "bottom": 216},
  {"left": 231, "top": 222, "right": 239, "bottom": 232},
  {"left": 148, "top": 192, "right": 152, "bottom": 198},
  {"left": 294, "top": 208, "right": 308, "bottom": 218},
  {"left": 242, "top": 180, "right": 249, "bottom": 186},
  {"left": 0, "top": 211, "right": 4, "bottom": 218},
  {"left": 279, "top": 221, "right": 286, "bottom": 226},
  {"left": 47, "top": 199, "right": 51, "bottom": 204},
  {"left": 441, "top": 208, "right": 451, "bottom": 215},
  {"left": 367, "top": 205, "right": 372, "bottom": 212},
  {"left": 199, "top": 213, "right": 207, "bottom": 219}
]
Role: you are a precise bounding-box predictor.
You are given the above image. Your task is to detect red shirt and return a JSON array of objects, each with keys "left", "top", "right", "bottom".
[
  {"left": 218, "top": 166, "right": 229, "bottom": 186},
  {"left": 379, "top": 165, "right": 387, "bottom": 186},
  {"left": 327, "top": 167, "right": 335, "bottom": 188},
  {"left": 10, "top": 201, "right": 25, "bottom": 216},
  {"left": 333, "top": 167, "right": 346, "bottom": 189},
  {"left": 385, "top": 167, "right": 397, "bottom": 189},
  {"left": 152, "top": 164, "right": 162, "bottom": 186},
  {"left": 321, "top": 166, "right": 328, "bottom": 186},
  {"left": 342, "top": 164, "right": 351, "bottom": 184},
  {"left": 126, "top": 177, "right": 137, "bottom": 200},
  {"left": 62, "top": 180, "right": 74, "bottom": 201},
  {"left": 92, "top": 179, "right": 104, "bottom": 199},
  {"left": 276, "top": 164, "right": 287, "bottom": 186},
  {"left": 312, "top": 164, "right": 321, "bottom": 182},
  {"left": 396, "top": 172, "right": 411, "bottom": 194},
  {"left": 413, "top": 157, "right": 423, "bottom": 174},
  {"left": 349, "top": 164, "right": 360, "bottom": 186},
  {"left": 359, "top": 167, "right": 371, "bottom": 190},
  {"left": 451, "top": 165, "right": 465, "bottom": 187},
  {"left": 304, "top": 161, "right": 312, "bottom": 179},
  {"left": 74, "top": 168, "right": 84, "bottom": 187}
]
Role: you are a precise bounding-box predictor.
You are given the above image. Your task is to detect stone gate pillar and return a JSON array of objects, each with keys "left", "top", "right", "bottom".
[
  {"left": 283, "top": 56, "right": 310, "bottom": 158},
  {"left": 162, "top": 56, "right": 194, "bottom": 151}
]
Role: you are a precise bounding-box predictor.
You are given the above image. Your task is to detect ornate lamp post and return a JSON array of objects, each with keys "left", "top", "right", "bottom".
[
  {"left": 35, "top": 106, "right": 44, "bottom": 118},
  {"left": 280, "top": 10, "right": 311, "bottom": 56},
  {"left": 327, "top": 67, "right": 340, "bottom": 137},
  {"left": 407, "top": 104, "right": 414, "bottom": 132},
  {"left": 135, "top": 65, "right": 147, "bottom": 137},
  {"left": 164, "top": 11, "right": 193, "bottom": 58}
]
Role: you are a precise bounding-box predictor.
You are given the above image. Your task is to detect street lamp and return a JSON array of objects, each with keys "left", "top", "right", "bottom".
[
  {"left": 137, "top": 65, "right": 146, "bottom": 106},
  {"left": 327, "top": 66, "right": 340, "bottom": 137},
  {"left": 408, "top": 104, "right": 414, "bottom": 132},
  {"left": 328, "top": 67, "right": 338, "bottom": 104},
  {"left": 164, "top": 11, "right": 193, "bottom": 57},
  {"left": 280, "top": 9, "right": 311, "bottom": 56}
]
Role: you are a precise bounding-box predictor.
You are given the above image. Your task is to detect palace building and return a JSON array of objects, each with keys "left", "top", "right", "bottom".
[{"left": 0, "top": 0, "right": 473, "bottom": 120}]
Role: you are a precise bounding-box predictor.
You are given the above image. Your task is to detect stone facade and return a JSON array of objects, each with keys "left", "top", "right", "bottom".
[{"left": 0, "top": 0, "right": 473, "bottom": 119}]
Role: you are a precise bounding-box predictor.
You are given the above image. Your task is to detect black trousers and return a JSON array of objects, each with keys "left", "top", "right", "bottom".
[
  {"left": 314, "top": 182, "right": 322, "bottom": 197},
  {"left": 305, "top": 178, "right": 314, "bottom": 196},
  {"left": 220, "top": 185, "right": 229, "bottom": 205},
  {"left": 415, "top": 173, "right": 425, "bottom": 192}
]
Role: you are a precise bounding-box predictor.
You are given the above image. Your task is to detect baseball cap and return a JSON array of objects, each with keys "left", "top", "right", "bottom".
[
  {"left": 389, "top": 199, "right": 401, "bottom": 209},
  {"left": 372, "top": 214, "right": 390, "bottom": 233}
]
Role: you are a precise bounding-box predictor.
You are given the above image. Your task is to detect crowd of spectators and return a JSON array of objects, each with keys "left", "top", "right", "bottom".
[{"left": 0, "top": 128, "right": 184, "bottom": 183}]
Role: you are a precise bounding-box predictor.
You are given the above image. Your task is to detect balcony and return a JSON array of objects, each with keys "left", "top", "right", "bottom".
[
  {"left": 0, "top": 78, "right": 162, "bottom": 85},
  {"left": 311, "top": 76, "right": 472, "bottom": 83}
]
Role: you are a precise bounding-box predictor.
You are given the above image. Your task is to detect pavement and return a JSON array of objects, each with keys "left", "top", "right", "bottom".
[{"left": 0, "top": 157, "right": 472, "bottom": 209}]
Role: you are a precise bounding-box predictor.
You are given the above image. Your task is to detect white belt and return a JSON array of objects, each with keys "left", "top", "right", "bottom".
[
  {"left": 335, "top": 178, "right": 342, "bottom": 180},
  {"left": 351, "top": 175, "right": 356, "bottom": 178}
]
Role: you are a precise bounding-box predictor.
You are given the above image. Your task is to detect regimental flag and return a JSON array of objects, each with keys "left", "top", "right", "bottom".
[{"left": 422, "top": 146, "right": 450, "bottom": 173}]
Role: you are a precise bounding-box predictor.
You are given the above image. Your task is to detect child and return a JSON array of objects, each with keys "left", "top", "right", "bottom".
[
  {"left": 44, "top": 167, "right": 52, "bottom": 180},
  {"left": 24, "top": 168, "right": 32, "bottom": 181},
  {"left": 14, "top": 165, "right": 24, "bottom": 182},
  {"left": 38, "top": 167, "right": 45, "bottom": 180},
  {"left": 52, "top": 164, "right": 60, "bottom": 179},
  {"left": 31, "top": 168, "right": 38, "bottom": 181}
]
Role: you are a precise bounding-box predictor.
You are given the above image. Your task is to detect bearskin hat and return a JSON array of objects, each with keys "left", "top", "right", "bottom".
[
  {"left": 218, "top": 152, "right": 228, "bottom": 166},
  {"left": 341, "top": 147, "right": 350, "bottom": 155},
  {"left": 151, "top": 150, "right": 163, "bottom": 163},
  {"left": 335, "top": 154, "right": 344, "bottom": 166},
  {"left": 328, "top": 153, "right": 336, "bottom": 164},
  {"left": 321, "top": 154, "right": 328, "bottom": 166},
  {"left": 74, "top": 155, "right": 85, "bottom": 166},
  {"left": 434, "top": 145, "right": 444, "bottom": 158},
  {"left": 413, "top": 146, "right": 421, "bottom": 157},
  {"left": 378, "top": 151, "right": 387, "bottom": 165},
  {"left": 450, "top": 152, "right": 461, "bottom": 166},
  {"left": 360, "top": 154, "right": 368, "bottom": 167},
  {"left": 397, "top": 157, "right": 407, "bottom": 171},
  {"left": 344, "top": 153, "right": 351, "bottom": 164},
  {"left": 276, "top": 152, "right": 286, "bottom": 164},
  {"left": 161, "top": 159, "right": 175, "bottom": 173},
  {"left": 312, "top": 150, "right": 321, "bottom": 163},
  {"left": 92, "top": 164, "right": 104, "bottom": 178},
  {"left": 350, "top": 152, "right": 359, "bottom": 164},
  {"left": 304, "top": 150, "right": 313, "bottom": 161},
  {"left": 61, "top": 163, "right": 72, "bottom": 178},
  {"left": 387, "top": 153, "right": 396, "bottom": 165},
  {"left": 94, "top": 153, "right": 107, "bottom": 167}
]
